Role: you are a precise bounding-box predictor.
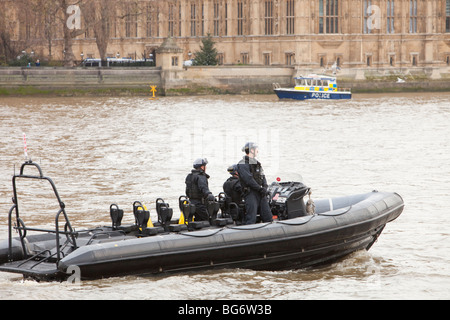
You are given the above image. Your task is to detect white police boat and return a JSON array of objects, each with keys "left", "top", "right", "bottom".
[{"left": 274, "top": 74, "right": 352, "bottom": 100}]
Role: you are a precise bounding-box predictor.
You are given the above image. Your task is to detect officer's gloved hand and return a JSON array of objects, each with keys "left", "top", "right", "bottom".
[
  {"left": 259, "top": 187, "right": 268, "bottom": 197},
  {"left": 206, "top": 193, "right": 215, "bottom": 202}
]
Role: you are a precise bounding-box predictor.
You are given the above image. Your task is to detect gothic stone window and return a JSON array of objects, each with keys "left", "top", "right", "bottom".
[
  {"left": 319, "top": 0, "right": 339, "bottom": 34},
  {"left": 409, "top": 0, "right": 418, "bottom": 33},
  {"left": 264, "top": 0, "right": 274, "bottom": 35},
  {"left": 286, "top": 0, "right": 295, "bottom": 34},
  {"left": 387, "top": 0, "right": 395, "bottom": 33},
  {"left": 446, "top": 0, "right": 450, "bottom": 32}
]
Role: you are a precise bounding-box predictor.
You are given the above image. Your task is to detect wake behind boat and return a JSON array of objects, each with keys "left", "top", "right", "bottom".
[
  {"left": 0, "top": 160, "right": 403, "bottom": 281},
  {"left": 274, "top": 74, "right": 352, "bottom": 100}
]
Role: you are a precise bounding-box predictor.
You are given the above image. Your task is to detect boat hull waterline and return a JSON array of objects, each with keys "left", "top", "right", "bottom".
[{"left": 274, "top": 88, "right": 352, "bottom": 100}]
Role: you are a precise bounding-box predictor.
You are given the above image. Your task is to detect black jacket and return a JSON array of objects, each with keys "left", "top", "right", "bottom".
[
  {"left": 237, "top": 156, "right": 268, "bottom": 192},
  {"left": 185, "top": 169, "right": 212, "bottom": 200},
  {"left": 223, "top": 176, "right": 243, "bottom": 204}
]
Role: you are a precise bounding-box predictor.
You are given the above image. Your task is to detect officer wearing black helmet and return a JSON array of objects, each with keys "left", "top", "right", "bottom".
[
  {"left": 237, "top": 142, "right": 273, "bottom": 225},
  {"left": 185, "top": 158, "right": 215, "bottom": 221},
  {"left": 223, "top": 165, "right": 244, "bottom": 223}
]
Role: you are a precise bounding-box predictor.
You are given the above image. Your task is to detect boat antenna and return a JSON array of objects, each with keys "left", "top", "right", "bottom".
[{"left": 23, "top": 132, "right": 30, "bottom": 162}]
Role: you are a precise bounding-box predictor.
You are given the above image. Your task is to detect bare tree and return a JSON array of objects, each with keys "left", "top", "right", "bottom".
[
  {"left": 81, "top": 0, "right": 118, "bottom": 66},
  {"left": 0, "top": 1, "right": 12, "bottom": 63},
  {"left": 41, "top": 0, "right": 60, "bottom": 60},
  {"left": 1, "top": 0, "right": 43, "bottom": 63},
  {"left": 1, "top": 0, "right": 144, "bottom": 66},
  {"left": 17, "top": 0, "right": 61, "bottom": 61},
  {"left": 58, "top": 0, "right": 85, "bottom": 66},
  {"left": 82, "top": 0, "right": 142, "bottom": 65}
]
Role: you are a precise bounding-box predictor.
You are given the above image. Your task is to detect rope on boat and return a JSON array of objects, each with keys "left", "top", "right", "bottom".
[
  {"left": 179, "top": 227, "right": 226, "bottom": 237},
  {"left": 178, "top": 222, "right": 274, "bottom": 237},
  {"left": 276, "top": 215, "right": 314, "bottom": 226},
  {"left": 226, "top": 222, "right": 273, "bottom": 231}
]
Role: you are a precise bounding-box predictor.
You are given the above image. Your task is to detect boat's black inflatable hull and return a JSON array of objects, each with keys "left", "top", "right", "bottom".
[
  {"left": 0, "top": 160, "right": 404, "bottom": 281},
  {"left": 51, "top": 191, "right": 403, "bottom": 280}
]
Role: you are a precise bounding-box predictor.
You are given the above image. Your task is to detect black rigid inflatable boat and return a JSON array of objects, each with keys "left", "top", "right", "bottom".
[{"left": 0, "top": 161, "right": 404, "bottom": 281}]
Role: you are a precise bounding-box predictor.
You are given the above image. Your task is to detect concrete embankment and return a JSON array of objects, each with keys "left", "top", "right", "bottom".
[
  {"left": 0, "top": 67, "right": 162, "bottom": 96},
  {"left": 1, "top": 66, "right": 449, "bottom": 96}
]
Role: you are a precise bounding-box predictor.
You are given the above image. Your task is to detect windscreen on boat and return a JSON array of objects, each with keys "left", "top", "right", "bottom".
[
  {"left": 266, "top": 171, "right": 304, "bottom": 184},
  {"left": 295, "top": 78, "right": 330, "bottom": 87}
]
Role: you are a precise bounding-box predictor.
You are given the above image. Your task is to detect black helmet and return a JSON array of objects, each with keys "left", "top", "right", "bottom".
[
  {"left": 242, "top": 142, "right": 258, "bottom": 154},
  {"left": 193, "top": 158, "right": 208, "bottom": 169},
  {"left": 227, "top": 164, "right": 238, "bottom": 175}
]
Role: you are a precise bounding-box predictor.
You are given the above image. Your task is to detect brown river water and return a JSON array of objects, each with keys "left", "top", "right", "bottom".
[{"left": 0, "top": 92, "right": 449, "bottom": 299}]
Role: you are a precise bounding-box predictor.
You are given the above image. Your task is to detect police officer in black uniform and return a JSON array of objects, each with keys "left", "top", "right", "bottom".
[
  {"left": 237, "top": 142, "right": 273, "bottom": 225},
  {"left": 185, "top": 158, "right": 215, "bottom": 221},
  {"left": 223, "top": 165, "right": 244, "bottom": 223}
]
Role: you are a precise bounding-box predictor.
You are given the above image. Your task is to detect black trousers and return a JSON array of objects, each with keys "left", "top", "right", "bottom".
[
  {"left": 244, "top": 190, "right": 273, "bottom": 225},
  {"left": 190, "top": 199, "right": 209, "bottom": 221}
]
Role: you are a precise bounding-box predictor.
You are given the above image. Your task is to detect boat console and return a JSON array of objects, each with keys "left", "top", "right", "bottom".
[{"left": 268, "top": 181, "right": 311, "bottom": 220}]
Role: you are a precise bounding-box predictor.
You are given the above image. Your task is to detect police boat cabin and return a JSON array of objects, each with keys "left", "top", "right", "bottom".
[{"left": 273, "top": 74, "right": 352, "bottom": 100}]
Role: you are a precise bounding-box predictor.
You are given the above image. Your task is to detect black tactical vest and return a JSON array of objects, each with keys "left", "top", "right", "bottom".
[
  {"left": 223, "top": 177, "right": 242, "bottom": 204},
  {"left": 249, "top": 161, "right": 264, "bottom": 186},
  {"left": 185, "top": 171, "right": 202, "bottom": 199}
]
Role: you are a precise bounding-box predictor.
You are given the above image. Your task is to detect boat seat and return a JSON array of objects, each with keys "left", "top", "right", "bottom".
[
  {"left": 140, "top": 226, "right": 164, "bottom": 236},
  {"left": 117, "top": 224, "right": 139, "bottom": 233},
  {"left": 133, "top": 201, "right": 150, "bottom": 227},
  {"left": 178, "top": 196, "right": 196, "bottom": 223},
  {"left": 212, "top": 217, "right": 233, "bottom": 227},
  {"left": 187, "top": 221, "right": 210, "bottom": 230},
  {"left": 207, "top": 200, "right": 221, "bottom": 221},
  {"left": 110, "top": 204, "right": 123, "bottom": 229},
  {"left": 156, "top": 198, "right": 176, "bottom": 232},
  {"left": 168, "top": 224, "right": 188, "bottom": 232}
]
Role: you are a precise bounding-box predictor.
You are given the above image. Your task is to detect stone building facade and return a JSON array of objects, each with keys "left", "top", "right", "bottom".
[{"left": 2, "top": 0, "right": 450, "bottom": 70}]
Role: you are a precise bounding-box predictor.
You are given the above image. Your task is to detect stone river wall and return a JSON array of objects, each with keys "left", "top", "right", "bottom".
[{"left": 1, "top": 65, "right": 450, "bottom": 96}]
